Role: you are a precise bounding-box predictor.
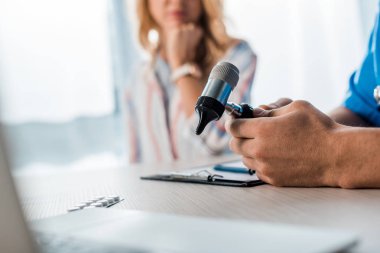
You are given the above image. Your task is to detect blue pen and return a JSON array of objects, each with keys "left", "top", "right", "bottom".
[{"left": 214, "top": 164, "right": 255, "bottom": 175}]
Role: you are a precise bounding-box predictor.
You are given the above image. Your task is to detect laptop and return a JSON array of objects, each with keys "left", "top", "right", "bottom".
[{"left": 0, "top": 128, "right": 358, "bottom": 253}]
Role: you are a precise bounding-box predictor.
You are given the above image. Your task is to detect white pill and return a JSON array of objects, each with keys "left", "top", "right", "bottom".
[
  {"left": 90, "top": 203, "right": 103, "bottom": 207},
  {"left": 67, "top": 207, "right": 81, "bottom": 212},
  {"left": 105, "top": 198, "right": 115, "bottom": 205},
  {"left": 99, "top": 200, "right": 109, "bottom": 206},
  {"left": 75, "top": 204, "right": 87, "bottom": 209},
  {"left": 110, "top": 195, "right": 120, "bottom": 202}
]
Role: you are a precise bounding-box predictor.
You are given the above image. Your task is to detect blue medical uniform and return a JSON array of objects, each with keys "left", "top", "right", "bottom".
[{"left": 344, "top": 6, "right": 380, "bottom": 126}]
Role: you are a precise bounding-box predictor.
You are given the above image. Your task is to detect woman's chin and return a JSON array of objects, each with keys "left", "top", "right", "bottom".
[{"left": 165, "top": 19, "right": 187, "bottom": 28}]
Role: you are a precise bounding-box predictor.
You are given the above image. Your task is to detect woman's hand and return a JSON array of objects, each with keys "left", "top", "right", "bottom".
[{"left": 165, "top": 23, "right": 203, "bottom": 68}]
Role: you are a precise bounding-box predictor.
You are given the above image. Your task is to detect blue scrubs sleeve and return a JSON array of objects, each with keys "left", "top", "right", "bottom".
[{"left": 343, "top": 8, "right": 380, "bottom": 126}]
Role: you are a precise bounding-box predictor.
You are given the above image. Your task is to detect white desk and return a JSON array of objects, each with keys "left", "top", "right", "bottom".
[{"left": 15, "top": 156, "right": 380, "bottom": 253}]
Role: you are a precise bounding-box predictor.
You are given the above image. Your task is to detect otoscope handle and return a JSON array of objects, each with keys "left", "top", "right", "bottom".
[{"left": 238, "top": 103, "right": 255, "bottom": 118}]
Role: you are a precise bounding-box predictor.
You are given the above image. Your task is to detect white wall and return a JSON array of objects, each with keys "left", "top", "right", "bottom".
[
  {"left": 224, "top": 0, "right": 376, "bottom": 112},
  {"left": 0, "top": 0, "right": 114, "bottom": 123}
]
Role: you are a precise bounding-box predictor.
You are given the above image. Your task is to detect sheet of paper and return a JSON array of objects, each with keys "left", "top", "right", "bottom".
[{"left": 171, "top": 160, "right": 259, "bottom": 181}]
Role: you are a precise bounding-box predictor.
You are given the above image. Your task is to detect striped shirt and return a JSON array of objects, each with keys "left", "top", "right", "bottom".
[{"left": 124, "top": 40, "right": 257, "bottom": 164}]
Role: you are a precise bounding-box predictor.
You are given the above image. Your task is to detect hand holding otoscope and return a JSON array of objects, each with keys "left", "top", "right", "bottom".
[{"left": 194, "top": 62, "right": 254, "bottom": 135}]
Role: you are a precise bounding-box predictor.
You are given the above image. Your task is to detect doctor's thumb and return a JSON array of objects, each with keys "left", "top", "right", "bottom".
[{"left": 253, "top": 108, "right": 274, "bottom": 118}]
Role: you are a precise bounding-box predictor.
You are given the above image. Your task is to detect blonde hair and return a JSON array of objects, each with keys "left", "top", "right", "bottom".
[{"left": 137, "top": 0, "right": 231, "bottom": 75}]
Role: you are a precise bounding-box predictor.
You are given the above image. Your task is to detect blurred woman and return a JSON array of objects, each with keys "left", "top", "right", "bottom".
[{"left": 125, "top": 0, "right": 257, "bottom": 163}]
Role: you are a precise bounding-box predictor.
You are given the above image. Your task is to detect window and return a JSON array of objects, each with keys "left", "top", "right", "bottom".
[
  {"left": 0, "top": 0, "right": 136, "bottom": 170},
  {"left": 0, "top": 0, "right": 114, "bottom": 123}
]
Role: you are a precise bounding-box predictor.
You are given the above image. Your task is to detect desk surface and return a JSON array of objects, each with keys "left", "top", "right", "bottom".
[{"left": 15, "top": 156, "right": 380, "bottom": 253}]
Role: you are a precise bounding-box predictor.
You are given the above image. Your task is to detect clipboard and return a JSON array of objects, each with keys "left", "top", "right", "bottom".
[{"left": 140, "top": 161, "right": 264, "bottom": 187}]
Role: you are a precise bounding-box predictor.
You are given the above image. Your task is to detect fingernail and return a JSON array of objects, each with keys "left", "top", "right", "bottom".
[
  {"left": 259, "top": 105, "right": 271, "bottom": 110},
  {"left": 253, "top": 108, "right": 266, "bottom": 117}
]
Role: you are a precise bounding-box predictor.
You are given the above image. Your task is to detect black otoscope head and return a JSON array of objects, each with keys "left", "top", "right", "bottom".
[{"left": 195, "top": 62, "right": 239, "bottom": 135}]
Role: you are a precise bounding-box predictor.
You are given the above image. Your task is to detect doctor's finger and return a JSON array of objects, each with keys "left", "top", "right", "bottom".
[
  {"left": 259, "top": 98, "right": 293, "bottom": 110},
  {"left": 242, "top": 157, "right": 272, "bottom": 184},
  {"left": 229, "top": 138, "right": 256, "bottom": 158},
  {"left": 226, "top": 117, "right": 275, "bottom": 138},
  {"left": 241, "top": 156, "right": 260, "bottom": 170},
  {"left": 268, "top": 98, "right": 293, "bottom": 109},
  {"left": 257, "top": 100, "right": 308, "bottom": 119}
]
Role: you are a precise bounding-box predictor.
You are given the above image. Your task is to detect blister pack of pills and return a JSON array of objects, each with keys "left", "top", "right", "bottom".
[{"left": 67, "top": 195, "right": 122, "bottom": 212}]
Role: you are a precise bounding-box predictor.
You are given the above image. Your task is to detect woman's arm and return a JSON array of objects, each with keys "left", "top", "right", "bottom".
[
  {"left": 189, "top": 42, "right": 257, "bottom": 154},
  {"left": 164, "top": 23, "right": 204, "bottom": 117},
  {"left": 174, "top": 75, "right": 204, "bottom": 117},
  {"left": 124, "top": 90, "right": 141, "bottom": 163}
]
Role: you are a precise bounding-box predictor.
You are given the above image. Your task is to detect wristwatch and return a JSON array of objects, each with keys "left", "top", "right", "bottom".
[{"left": 170, "top": 63, "right": 202, "bottom": 83}]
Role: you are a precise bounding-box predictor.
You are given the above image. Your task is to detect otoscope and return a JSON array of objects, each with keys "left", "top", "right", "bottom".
[{"left": 195, "top": 61, "right": 254, "bottom": 135}]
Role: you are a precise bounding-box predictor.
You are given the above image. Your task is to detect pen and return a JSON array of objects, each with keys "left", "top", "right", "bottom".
[{"left": 213, "top": 164, "right": 255, "bottom": 175}]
